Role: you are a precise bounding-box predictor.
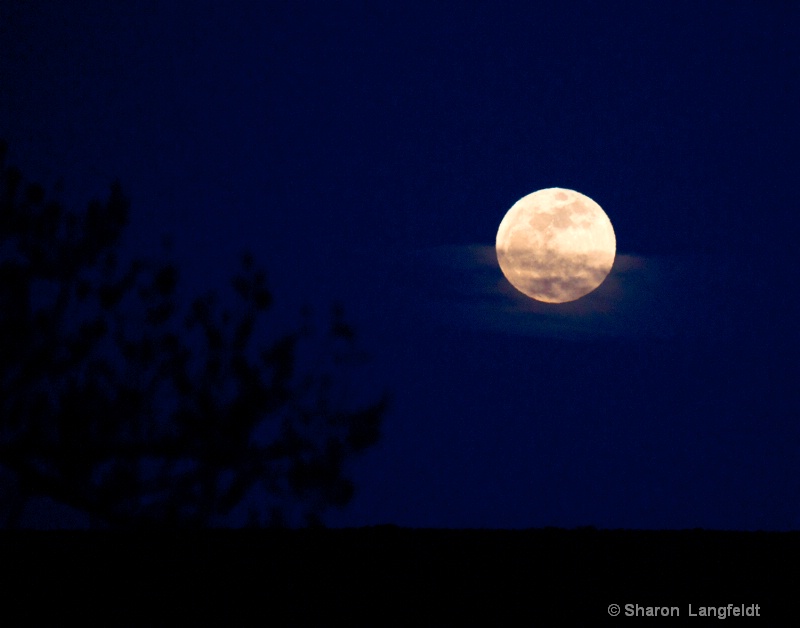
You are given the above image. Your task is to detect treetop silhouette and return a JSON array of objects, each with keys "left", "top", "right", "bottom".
[{"left": 0, "top": 139, "right": 387, "bottom": 528}]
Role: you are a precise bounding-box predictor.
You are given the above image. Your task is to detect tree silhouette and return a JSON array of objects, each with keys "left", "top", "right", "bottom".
[{"left": 0, "top": 140, "right": 387, "bottom": 528}]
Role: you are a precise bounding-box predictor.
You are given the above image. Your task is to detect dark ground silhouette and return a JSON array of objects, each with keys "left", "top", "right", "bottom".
[{"left": 1, "top": 527, "right": 798, "bottom": 624}]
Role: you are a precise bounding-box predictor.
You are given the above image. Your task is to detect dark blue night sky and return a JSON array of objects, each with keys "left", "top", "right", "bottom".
[{"left": 1, "top": 0, "right": 798, "bottom": 529}]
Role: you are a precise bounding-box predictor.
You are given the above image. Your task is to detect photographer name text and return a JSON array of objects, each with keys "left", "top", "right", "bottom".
[{"left": 608, "top": 603, "right": 761, "bottom": 619}]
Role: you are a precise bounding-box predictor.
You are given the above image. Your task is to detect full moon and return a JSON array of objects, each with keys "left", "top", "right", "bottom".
[{"left": 495, "top": 188, "right": 616, "bottom": 303}]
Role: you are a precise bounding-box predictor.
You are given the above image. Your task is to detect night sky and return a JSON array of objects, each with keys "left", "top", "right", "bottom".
[{"left": 2, "top": 1, "right": 799, "bottom": 530}]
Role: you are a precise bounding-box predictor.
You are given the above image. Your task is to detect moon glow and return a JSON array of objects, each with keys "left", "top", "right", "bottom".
[{"left": 496, "top": 188, "right": 616, "bottom": 303}]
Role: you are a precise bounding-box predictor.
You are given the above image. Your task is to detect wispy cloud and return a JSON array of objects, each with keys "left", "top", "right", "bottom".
[{"left": 400, "top": 245, "right": 742, "bottom": 342}]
